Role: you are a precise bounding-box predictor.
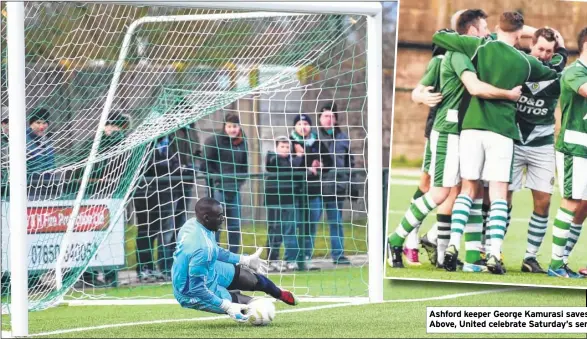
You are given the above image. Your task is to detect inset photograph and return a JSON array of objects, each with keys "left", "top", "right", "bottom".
[{"left": 385, "top": 0, "right": 587, "bottom": 289}]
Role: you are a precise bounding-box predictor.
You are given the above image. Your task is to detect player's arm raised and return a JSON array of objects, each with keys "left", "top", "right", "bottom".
[
  {"left": 460, "top": 71, "right": 522, "bottom": 101},
  {"left": 545, "top": 28, "right": 568, "bottom": 73},
  {"left": 451, "top": 51, "right": 521, "bottom": 102},
  {"left": 431, "top": 29, "right": 483, "bottom": 58},
  {"left": 522, "top": 25, "right": 537, "bottom": 38}
]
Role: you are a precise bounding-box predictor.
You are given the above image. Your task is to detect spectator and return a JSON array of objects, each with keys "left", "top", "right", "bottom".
[
  {"left": 133, "top": 130, "right": 181, "bottom": 282},
  {"left": 289, "top": 113, "right": 332, "bottom": 270},
  {"left": 77, "top": 112, "right": 130, "bottom": 287},
  {"left": 200, "top": 113, "right": 248, "bottom": 253},
  {"left": 265, "top": 136, "right": 305, "bottom": 272},
  {"left": 170, "top": 122, "right": 201, "bottom": 242},
  {"left": 26, "top": 108, "right": 55, "bottom": 179},
  {"left": 316, "top": 103, "right": 354, "bottom": 265}
]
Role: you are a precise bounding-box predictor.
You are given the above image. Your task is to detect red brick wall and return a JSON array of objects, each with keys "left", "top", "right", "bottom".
[{"left": 392, "top": 0, "right": 586, "bottom": 161}]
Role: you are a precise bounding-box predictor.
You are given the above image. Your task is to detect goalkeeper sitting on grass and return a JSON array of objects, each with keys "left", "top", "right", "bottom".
[{"left": 171, "top": 197, "right": 298, "bottom": 323}]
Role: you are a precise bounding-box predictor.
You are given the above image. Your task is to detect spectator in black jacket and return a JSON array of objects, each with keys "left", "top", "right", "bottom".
[
  {"left": 200, "top": 113, "right": 248, "bottom": 253},
  {"left": 265, "top": 136, "right": 305, "bottom": 272},
  {"left": 77, "top": 112, "right": 130, "bottom": 287},
  {"left": 169, "top": 123, "right": 201, "bottom": 247},
  {"left": 133, "top": 131, "right": 181, "bottom": 282},
  {"left": 316, "top": 103, "right": 354, "bottom": 265},
  {"left": 289, "top": 114, "right": 332, "bottom": 270}
]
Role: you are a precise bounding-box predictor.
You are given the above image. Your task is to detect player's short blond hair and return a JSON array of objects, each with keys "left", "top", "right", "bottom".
[{"left": 450, "top": 9, "right": 467, "bottom": 30}]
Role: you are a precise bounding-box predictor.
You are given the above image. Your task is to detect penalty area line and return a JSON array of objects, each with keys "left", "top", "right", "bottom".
[{"left": 28, "top": 287, "right": 519, "bottom": 338}]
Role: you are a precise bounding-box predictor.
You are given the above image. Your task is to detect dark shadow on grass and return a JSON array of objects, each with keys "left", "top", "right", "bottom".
[{"left": 388, "top": 279, "right": 585, "bottom": 297}]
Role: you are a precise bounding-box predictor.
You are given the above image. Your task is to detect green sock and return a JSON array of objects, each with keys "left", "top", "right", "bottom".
[
  {"left": 465, "top": 199, "right": 483, "bottom": 264},
  {"left": 447, "top": 194, "right": 473, "bottom": 248},
  {"left": 411, "top": 188, "right": 425, "bottom": 203},
  {"left": 389, "top": 193, "right": 437, "bottom": 247},
  {"left": 550, "top": 208, "right": 574, "bottom": 270},
  {"left": 524, "top": 212, "right": 548, "bottom": 260},
  {"left": 488, "top": 199, "right": 509, "bottom": 258},
  {"left": 481, "top": 203, "right": 490, "bottom": 254},
  {"left": 563, "top": 222, "right": 582, "bottom": 264}
]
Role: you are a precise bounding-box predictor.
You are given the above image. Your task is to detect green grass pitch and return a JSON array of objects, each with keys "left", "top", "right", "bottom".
[
  {"left": 1, "top": 276, "right": 586, "bottom": 338},
  {"left": 385, "top": 171, "right": 587, "bottom": 289},
  {"left": 1, "top": 170, "right": 585, "bottom": 338}
]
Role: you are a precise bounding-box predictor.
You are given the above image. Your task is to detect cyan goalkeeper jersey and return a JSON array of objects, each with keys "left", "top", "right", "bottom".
[{"left": 171, "top": 218, "right": 240, "bottom": 312}]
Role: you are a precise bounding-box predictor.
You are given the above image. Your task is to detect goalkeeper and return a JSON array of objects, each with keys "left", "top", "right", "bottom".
[{"left": 171, "top": 197, "right": 298, "bottom": 323}]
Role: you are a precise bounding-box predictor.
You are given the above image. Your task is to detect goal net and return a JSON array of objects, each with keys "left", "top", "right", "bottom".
[{"left": 1, "top": 2, "right": 382, "bottom": 317}]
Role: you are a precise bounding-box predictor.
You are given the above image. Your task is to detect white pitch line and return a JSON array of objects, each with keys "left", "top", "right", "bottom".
[
  {"left": 63, "top": 296, "right": 368, "bottom": 307},
  {"left": 389, "top": 179, "right": 420, "bottom": 186},
  {"left": 388, "top": 287, "right": 526, "bottom": 303},
  {"left": 29, "top": 287, "right": 521, "bottom": 338}
]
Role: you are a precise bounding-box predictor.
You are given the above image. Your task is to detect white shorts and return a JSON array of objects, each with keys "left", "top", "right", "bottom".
[
  {"left": 556, "top": 151, "right": 587, "bottom": 200},
  {"left": 428, "top": 130, "right": 460, "bottom": 188},
  {"left": 459, "top": 130, "right": 514, "bottom": 183},
  {"left": 421, "top": 138, "right": 432, "bottom": 173},
  {"left": 510, "top": 144, "right": 555, "bottom": 194}
]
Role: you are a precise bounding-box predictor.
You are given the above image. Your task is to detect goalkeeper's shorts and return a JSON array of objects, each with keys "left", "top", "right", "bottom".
[
  {"left": 175, "top": 285, "right": 231, "bottom": 315},
  {"left": 215, "top": 261, "right": 236, "bottom": 288}
]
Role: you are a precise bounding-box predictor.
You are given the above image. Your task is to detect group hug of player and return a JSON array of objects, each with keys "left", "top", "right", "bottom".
[{"left": 387, "top": 9, "right": 587, "bottom": 277}]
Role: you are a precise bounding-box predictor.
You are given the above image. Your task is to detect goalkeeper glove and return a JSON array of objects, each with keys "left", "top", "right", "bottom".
[
  {"left": 239, "top": 247, "right": 269, "bottom": 274},
  {"left": 220, "top": 300, "right": 250, "bottom": 323}
]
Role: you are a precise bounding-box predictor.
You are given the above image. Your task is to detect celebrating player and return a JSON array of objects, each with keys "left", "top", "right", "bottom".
[
  {"left": 547, "top": 27, "right": 587, "bottom": 278},
  {"left": 403, "top": 31, "right": 444, "bottom": 266},
  {"left": 171, "top": 197, "right": 298, "bottom": 323},
  {"left": 432, "top": 11, "right": 558, "bottom": 274},
  {"left": 405, "top": 9, "right": 467, "bottom": 266},
  {"left": 506, "top": 27, "right": 568, "bottom": 274},
  {"left": 388, "top": 9, "right": 522, "bottom": 269}
]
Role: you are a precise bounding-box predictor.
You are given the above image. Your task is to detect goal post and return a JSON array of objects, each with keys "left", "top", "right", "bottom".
[
  {"left": 3, "top": 1, "right": 383, "bottom": 335},
  {"left": 6, "top": 2, "right": 29, "bottom": 337}
]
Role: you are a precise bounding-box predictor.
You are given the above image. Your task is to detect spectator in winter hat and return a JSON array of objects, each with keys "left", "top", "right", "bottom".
[
  {"left": 200, "top": 113, "right": 248, "bottom": 253},
  {"left": 289, "top": 113, "right": 333, "bottom": 270},
  {"left": 26, "top": 108, "right": 55, "bottom": 175},
  {"left": 314, "top": 102, "right": 356, "bottom": 266}
]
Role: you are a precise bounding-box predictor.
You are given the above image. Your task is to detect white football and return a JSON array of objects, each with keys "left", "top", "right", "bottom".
[{"left": 246, "top": 298, "right": 276, "bottom": 326}]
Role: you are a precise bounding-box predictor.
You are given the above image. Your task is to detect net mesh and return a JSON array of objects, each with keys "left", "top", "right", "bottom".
[{"left": 0, "top": 2, "right": 370, "bottom": 313}]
